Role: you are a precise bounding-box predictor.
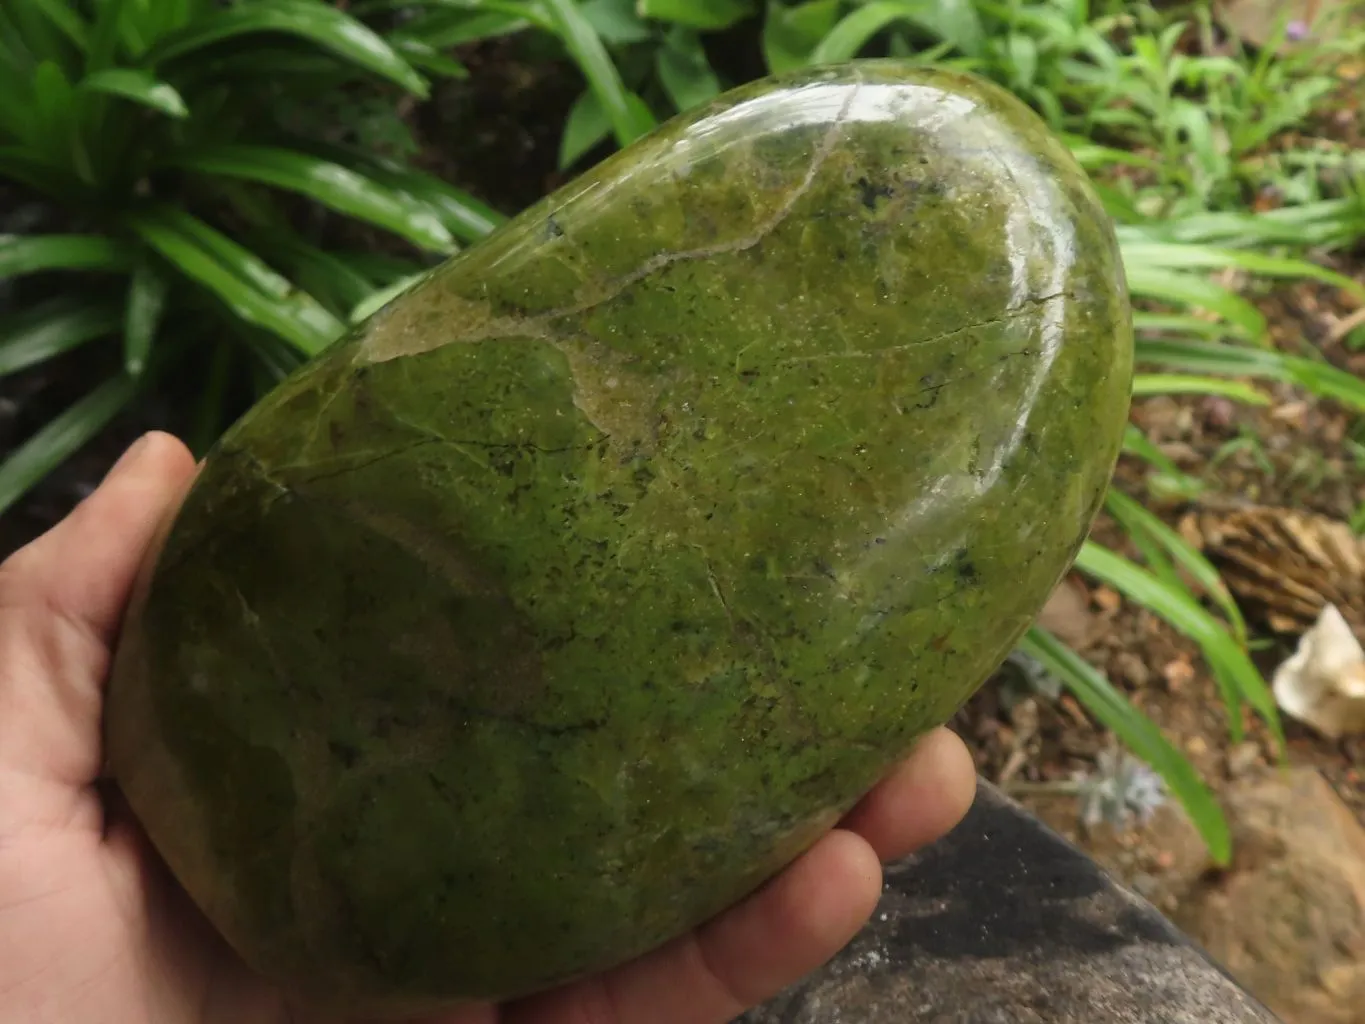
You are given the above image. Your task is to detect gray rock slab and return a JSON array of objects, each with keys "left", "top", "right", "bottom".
[{"left": 742, "top": 780, "right": 1281, "bottom": 1023}]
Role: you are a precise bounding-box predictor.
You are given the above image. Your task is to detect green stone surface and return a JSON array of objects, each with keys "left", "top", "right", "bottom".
[{"left": 105, "top": 60, "right": 1133, "bottom": 1016}]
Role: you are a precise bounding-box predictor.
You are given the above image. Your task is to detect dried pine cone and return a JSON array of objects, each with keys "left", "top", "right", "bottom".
[{"left": 1192, "top": 506, "right": 1365, "bottom": 638}]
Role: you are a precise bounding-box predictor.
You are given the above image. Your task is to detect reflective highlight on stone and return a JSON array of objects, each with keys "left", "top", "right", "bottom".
[{"left": 104, "top": 60, "right": 1134, "bottom": 1016}]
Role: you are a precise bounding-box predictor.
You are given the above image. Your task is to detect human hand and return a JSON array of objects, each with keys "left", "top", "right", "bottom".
[{"left": 0, "top": 431, "right": 976, "bottom": 1024}]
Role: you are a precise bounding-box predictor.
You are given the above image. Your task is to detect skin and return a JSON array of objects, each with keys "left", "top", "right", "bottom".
[{"left": 0, "top": 431, "right": 976, "bottom": 1024}]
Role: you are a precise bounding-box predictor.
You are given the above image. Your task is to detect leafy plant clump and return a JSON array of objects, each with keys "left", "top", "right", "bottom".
[{"left": 0, "top": 0, "right": 507, "bottom": 508}]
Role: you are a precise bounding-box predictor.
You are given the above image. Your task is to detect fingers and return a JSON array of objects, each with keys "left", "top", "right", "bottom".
[
  {"left": 839, "top": 726, "right": 977, "bottom": 863},
  {"left": 0, "top": 432, "right": 197, "bottom": 645},
  {"left": 0, "top": 432, "right": 197, "bottom": 790},
  {"left": 507, "top": 830, "right": 882, "bottom": 1024},
  {"left": 505, "top": 729, "right": 976, "bottom": 1024}
]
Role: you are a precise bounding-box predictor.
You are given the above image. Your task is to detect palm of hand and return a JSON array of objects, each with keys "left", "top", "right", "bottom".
[{"left": 0, "top": 434, "right": 974, "bottom": 1024}]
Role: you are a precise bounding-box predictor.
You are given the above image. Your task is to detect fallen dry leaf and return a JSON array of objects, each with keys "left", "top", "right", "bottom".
[{"left": 1198, "top": 505, "right": 1365, "bottom": 638}]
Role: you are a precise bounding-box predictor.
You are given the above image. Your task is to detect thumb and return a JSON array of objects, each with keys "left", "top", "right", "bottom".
[{"left": 0, "top": 432, "right": 197, "bottom": 790}]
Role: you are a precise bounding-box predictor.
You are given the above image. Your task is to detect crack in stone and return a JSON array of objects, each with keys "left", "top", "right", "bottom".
[
  {"left": 700, "top": 551, "right": 735, "bottom": 626},
  {"left": 775, "top": 291, "right": 1068, "bottom": 365},
  {"left": 358, "top": 80, "right": 864, "bottom": 366}
]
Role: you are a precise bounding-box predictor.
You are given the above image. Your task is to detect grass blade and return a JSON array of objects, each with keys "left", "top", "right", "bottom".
[
  {"left": 0, "top": 297, "right": 121, "bottom": 377},
  {"left": 343, "top": 161, "right": 505, "bottom": 243},
  {"left": 1121, "top": 423, "right": 1206, "bottom": 500},
  {"left": 123, "top": 256, "right": 168, "bottom": 376},
  {"left": 173, "top": 145, "right": 454, "bottom": 252},
  {"left": 813, "top": 2, "right": 936, "bottom": 63},
  {"left": 0, "top": 234, "right": 130, "bottom": 277},
  {"left": 27, "top": 0, "right": 91, "bottom": 52},
  {"left": 1131, "top": 374, "right": 1270, "bottom": 403},
  {"left": 656, "top": 28, "right": 723, "bottom": 113},
  {"left": 261, "top": 231, "right": 380, "bottom": 317},
  {"left": 80, "top": 68, "right": 188, "bottom": 118},
  {"left": 1117, "top": 200, "right": 1365, "bottom": 251},
  {"left": 127, "top": 208, "right": 341, "bottom": 355},
  {"left": 638, "top": 0, "right": 754, "bottom": 30},
  {"left": 397, "top": 7, "right": 539, "bottom": 47},
  {"left": 559, "top": 89, "right": 612, "bottom": 170},
  {"left": 1104, "top": 489, "right": 1247, "bottom": 645},
  {"left": 0, "top": 374, "right": 138, "bottom": 516},
  {"left": 1132, "top": 312, "right": 1228, "bottom": 338},
  {"left": 390, "top": 38, "right": 469, "bottom": 79},
  {"left": 1019, "top": 626, "right": 1231, "bottom": 865},
  {"left": 146, "top": 0, "right": 429, "bottom": 96},
  {"left": 762, "top": 0, "right": 842, "bottom": 73},
  {"left": 1137, "top": 338, "right": 1365, "bottom": 414},
  {"left": 542, "top": 0, "right": 656, "bottom": 149},
  {"left": 1121, "top": 241, "right": 1365, "bottom": 305},
  {"left": 351, "top": 272, "right": 429, "bottom": 323},
  {"left": 1075, "top": 541, "right": 1282, "bottom": 750},
  {"left": 1121, "top": 265, "right": 1266, "bottom": 340}
]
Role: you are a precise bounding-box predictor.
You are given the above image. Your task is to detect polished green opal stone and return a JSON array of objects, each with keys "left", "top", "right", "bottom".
[{"left": 105, "top": 60, "right": 1133, "bottom": 1016}]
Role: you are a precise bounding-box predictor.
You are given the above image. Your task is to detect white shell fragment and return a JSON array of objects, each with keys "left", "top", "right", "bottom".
[{"left": 1271, "top": 603, "right": 1365, "bottom": 739}]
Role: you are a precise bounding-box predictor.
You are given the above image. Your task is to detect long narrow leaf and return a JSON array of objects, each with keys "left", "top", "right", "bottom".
[
  {"left": 87, "top": 0, "right": 134, "bottom": 70},
  {"left": 0, "top": 375, "right": 138, "bottom": 516},
  {"left": 0, "top": 234, "right": 130, "bottom": 277},
  {"left": 1123, "top": 520, "right": 1184, "bottom": 594},
  {"left": 657, "top": 28, "right": 722, "bottom": 113},
  {"left": 813, "top": 2, "right": 935, "bottom": 63},
  {"left": 390, "top": 38, "right": 470, "bottom": 79},
  {"left": 542, "top": 0, "right": 655, "bottom": 149},
  {"left": 1117, "top": 200, "right": 1365, "bottom": 251},
  {"left": 1019, "top": 627, "right": 1231, "bottom": 865},
  {"left": 135, "top": 206, "right": 294, "bottom": 297},
  {"left": 1075, "top": 541, "right": 1283, "bottom": 750},
  {"left": 262, "top": 231, "right": 380, "bottom": 318},
  {"left": 1131, "top": 374, "right": 1270, "bottom": 403},
  {"left": 146, "top": 1, "right": 429, "bottom": 96},
  {"left": 123, "top": 257, "right": 168, "bottom": 376},
  {"left": 32, "top": 61, "right": 94, "bottom": 184},
  {"left": 1121, "top": 241, "right": 1365, "bottom": 304},
  {"left": 0, "top": 298, "right": 121, "bottom": 377},
  {"left": 351, "top": 272, "right": 428, "bottom": 323},
  {"left": 1132, "top": 312, "right": 1228, "bottom": 337},
  {"left": 396, "top": 7, "right": 540, "bottom": 47},
  {"left": 307, "top": 145, "right": 506, "bottom": 244},
  {"left": 762, "top": 0, "right": 842, "bottom": 72},
  {"left": 1104, "top": 489, "right": 1247, "bottom": 644},
  {"left": 638, "top": 0, "right": 753, "bottom": 30},
  {"left": 382, "top": 171, "right": 504, "bottom": 243},
  {"left": 27, "top": 0, "right": 90, "bottom": 51},
  {"left": 1137, "top": 338, "right": 1365, "bottom": 414},
  {"left": 81, "top": 68, "right": 188, "bottom": 118},
  {"left": 1122, "top": 265, "right": 1266, "bottom": 340},
  {"left": 173, "top": 145, "right": 454, "bottom": 252},
  {"left": 127, "top": 209, "right": 341, "bottom": 355}
]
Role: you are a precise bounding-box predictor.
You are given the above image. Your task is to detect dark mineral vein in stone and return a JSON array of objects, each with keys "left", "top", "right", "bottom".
[{"left": 103, "top": 61, "right": 1134, "bottom": 1017}]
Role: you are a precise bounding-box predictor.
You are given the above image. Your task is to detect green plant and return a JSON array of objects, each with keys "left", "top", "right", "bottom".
[
  {"left": 0, "top": 0, "right": 506, "bottom": 510},
  {"left": 6, "top": 0, "right": 1364, "bottom": 862}
]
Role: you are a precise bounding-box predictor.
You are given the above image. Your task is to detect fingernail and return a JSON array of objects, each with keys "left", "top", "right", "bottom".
[{"left": 104, "top": 433, "right": 153, "bottom": 480}]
